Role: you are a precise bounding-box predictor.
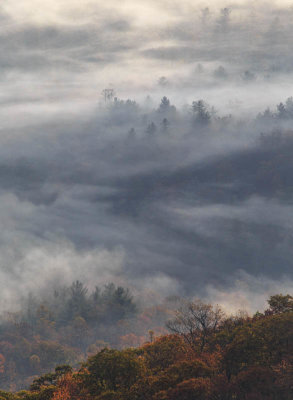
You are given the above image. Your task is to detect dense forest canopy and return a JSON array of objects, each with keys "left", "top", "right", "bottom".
[
  {"left": 0, "top": 292, "right": 291, "bottom": 399},
  {"left": 0, "top": 280, "right": 173, "bottom": 390},
  {"left": 0, "top": 278, "right": 291, "bottom": 392}
]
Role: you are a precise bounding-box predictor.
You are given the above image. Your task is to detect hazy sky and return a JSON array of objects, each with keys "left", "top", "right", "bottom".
[{"left": 0, "top": 0, "right": 293, "bottom": 313}]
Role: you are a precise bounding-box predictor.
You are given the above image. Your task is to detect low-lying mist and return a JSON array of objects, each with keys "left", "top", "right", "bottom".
[
  {"left": 0, "top": 0, "right": 293, "bottom": 315},
  {"left": 0, "top": 94, "right": 292, "bottom": 315}
]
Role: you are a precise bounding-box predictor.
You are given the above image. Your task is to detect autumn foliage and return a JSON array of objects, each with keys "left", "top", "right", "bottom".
[{"left": 0, "top": 294, "right": 291, "bottom": 400}]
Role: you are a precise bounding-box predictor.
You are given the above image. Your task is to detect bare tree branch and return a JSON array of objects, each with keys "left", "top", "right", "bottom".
[{"left": 166, "top": 299, "right": 225, "bottom": 352}]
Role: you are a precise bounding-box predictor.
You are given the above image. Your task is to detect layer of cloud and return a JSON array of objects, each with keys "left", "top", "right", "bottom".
[{"left": 0, "top": 1, "right": 292, "bottom": 312}]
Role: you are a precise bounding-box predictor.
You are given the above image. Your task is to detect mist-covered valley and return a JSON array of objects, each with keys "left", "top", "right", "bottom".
[
  {"left": 0, "top": 90, "right": 291, "bottom": 322},
  {"left": 0, "top": 92, "right": 293, "bottom": 312},
  {"left": 0, "top": 0, "right": 293, "bottom": 395}
]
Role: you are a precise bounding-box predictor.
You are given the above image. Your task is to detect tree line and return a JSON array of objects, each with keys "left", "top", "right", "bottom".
[{"left": 0, "top": 293, "right": 291, "bottom": 399}]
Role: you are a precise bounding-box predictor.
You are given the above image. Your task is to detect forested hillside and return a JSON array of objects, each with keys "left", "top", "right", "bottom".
[
  {"left": 0, "top": 281, "right": 172, "bottom": 390},
  {"left": 0, "top": 294, "right": 291, "bottom": 399}
]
